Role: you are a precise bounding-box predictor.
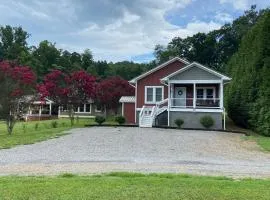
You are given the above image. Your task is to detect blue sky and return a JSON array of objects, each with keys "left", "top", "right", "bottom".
[{"left": 0, "top": 0, "right": 269, "bottom": 63}]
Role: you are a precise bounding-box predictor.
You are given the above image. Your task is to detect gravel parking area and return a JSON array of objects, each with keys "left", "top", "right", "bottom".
[{"left": 0, "top": 127, "right": 270, "bottom": 178}]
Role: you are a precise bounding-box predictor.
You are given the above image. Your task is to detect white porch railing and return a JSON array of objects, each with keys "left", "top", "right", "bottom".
[{"left": 170, "top": 98, "right": 221, "bottom": 108}]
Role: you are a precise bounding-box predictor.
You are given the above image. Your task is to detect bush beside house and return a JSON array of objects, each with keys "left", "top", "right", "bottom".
[{"left": 200, "top": 116, "right": 214, "bottom": 129}]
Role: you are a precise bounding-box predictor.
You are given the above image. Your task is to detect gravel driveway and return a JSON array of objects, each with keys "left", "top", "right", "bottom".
[{"left": 0, "top": 127, "right": 270, "bottom": 178}]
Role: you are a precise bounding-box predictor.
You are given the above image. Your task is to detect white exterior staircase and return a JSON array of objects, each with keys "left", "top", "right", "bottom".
[{"left": 139, "top": 98, "right": 168, "bottom": 127}]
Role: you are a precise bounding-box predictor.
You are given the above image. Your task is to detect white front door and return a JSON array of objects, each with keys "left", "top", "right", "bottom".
[{"left": 174, "top": 87, "right": 186, "bottom": 107}]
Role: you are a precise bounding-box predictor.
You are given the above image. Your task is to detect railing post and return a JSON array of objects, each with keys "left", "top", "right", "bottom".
[
  {"left": 193, "top": 83, "right": 196, "bottom": 109},
  {"left": 168, "top": 82, "right": 171, "bottom": 126}
]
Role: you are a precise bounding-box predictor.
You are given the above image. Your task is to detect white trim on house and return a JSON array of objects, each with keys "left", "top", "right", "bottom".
[
  {"left": 196, "top": 87, "right": 216, "bottom": 100},
  {"left": 160, "top": 62, "right": 231, "bottom": 82},
  {"left": 144, "top": 86, "right": 164, "bottom": 104},
  {"left": 75, "top": 103, "right": 91, "bottom": 113},
  {"left": 169, "top": 108, "right": 224, "bottom": 113},
  {"left": 119, "top": 96, "right": 135, "bottom": 103},
  {"left": 129, "top": 57, "right": 190, "bottom": 84},
  {"left": 168, "top": 80, "right": 222, "bottom": 84}
]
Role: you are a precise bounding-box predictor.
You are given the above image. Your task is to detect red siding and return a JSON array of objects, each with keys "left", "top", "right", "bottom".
[
  {"left": 136, "top": 60, "right": 186, "bottom": 108},
  {"left": 123, "top": 103, "right": 135, "bottom": 124}
]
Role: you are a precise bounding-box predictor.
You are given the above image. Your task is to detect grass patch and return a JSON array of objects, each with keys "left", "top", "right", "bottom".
[
  {"left": 226, "top": 116, "right": 270, "bottom": 152},
  {"left": 0, "top": 118, "right": 96, "bottom": 149},
  {"left": 245, "top": 134, "right": 270, "bottom": 152},
  {"left": 0, "top": 173, "right": 270, "bottom": 199}
]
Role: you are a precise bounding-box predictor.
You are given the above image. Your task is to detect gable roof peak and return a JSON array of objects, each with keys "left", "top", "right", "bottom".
[
  {"left": 129, "top": 56, "right": 190, "bottom": 84},
  {"left": 161, "top": 61, "right": 231, "bottom": 81}
]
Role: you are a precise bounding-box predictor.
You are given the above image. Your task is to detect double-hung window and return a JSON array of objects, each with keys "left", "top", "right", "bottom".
[
  {"left": 145, "top": 86, "right": 163, "bottom": 104},
  {"left": 76, "top": 104, "right": 91, "bottom": 113},
  {"left": 196, "top": 87, "right": 215, "bottom": 100}
]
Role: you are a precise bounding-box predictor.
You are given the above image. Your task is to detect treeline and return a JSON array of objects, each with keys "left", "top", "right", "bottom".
[
  {"left": 154, "top": 6, "right": 268, "bottom": 73},
  {"left": 226, "top": 11, "right": 270, "bottom": 136},
  {"left": 0, "top": 28, "right": 152, "bottom": 81}
]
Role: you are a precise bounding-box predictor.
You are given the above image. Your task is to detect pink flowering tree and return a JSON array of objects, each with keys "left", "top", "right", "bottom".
[
  {"left": 0, "top": 61, "right": 36, "bottom": 134},
  {"left": 38, "top": 70, "right": 96, "bottom": 125},
  {"left": 95, "top": 76, "right": 135, "bottom": 115}
]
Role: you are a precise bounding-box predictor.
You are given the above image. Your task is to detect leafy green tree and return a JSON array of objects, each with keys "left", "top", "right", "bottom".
[
  {"left": 0, "top": 25, "right": 29, "bottom": 61},
  {"left": 108, "top": 61, "right": 147, "bottom": 80},
  {"left": 31, "top": 40, "right": 61, "bottom": 78},
  {"left": 226, "top": 11, "right": 270, "bottom": 136},
  {"left": 81, "top": 49, "right": 93, "bottom": 70}
]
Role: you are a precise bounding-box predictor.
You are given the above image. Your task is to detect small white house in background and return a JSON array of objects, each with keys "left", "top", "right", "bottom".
[
  {"left": 57, "top": 99, "right": 102, "bottom": 119},
  {"left": 23, "top": 96, "right": 109, "bottom": 121},
  {"left": 24, "top": 97, "right": 54, "bottom": 121}
]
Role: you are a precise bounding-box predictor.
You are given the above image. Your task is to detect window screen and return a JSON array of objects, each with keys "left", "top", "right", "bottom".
[
  {"left": 85, "top": 104, "right": 91, "bottom": 112},
  {"left": 146, "top": 88, "right": 154, "bottom": 102},
  {"left": 196, "top": 89, "right": 204, "bottom": 99},
  {"left": 155, "top": 87, "right": 162, "bottom": 102},
  {"left": 206, "top": 89, "right": 214, "bottom": 99}
]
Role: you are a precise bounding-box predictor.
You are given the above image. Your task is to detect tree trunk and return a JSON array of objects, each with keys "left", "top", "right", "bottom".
[
  {"left": 6, "top": 114, "right": 15, "bottom": 135},
  {"left": 68, "top": 105, "right": 75, "bottom": 126}
]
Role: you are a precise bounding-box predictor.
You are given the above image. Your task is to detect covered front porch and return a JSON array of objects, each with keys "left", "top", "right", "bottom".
[{"left": 168, "top": 80, "right": 224, "bottom": 110}]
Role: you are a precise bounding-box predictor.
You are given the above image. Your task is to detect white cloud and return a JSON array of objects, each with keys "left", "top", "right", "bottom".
[
  {"left": 215, "top": 12, "right": 233, "bottom": 23},
  {"left": 72, "top": 0, "right": 222, "bottom": 61},
  {"left": 0, "top": 0, "right": 224, "bottom": 62},
  {"left": 219, "top": 0, "right": 250, "bottom": 10}
]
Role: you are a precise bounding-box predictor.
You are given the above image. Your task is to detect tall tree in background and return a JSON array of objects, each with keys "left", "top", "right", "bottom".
[
  {"left": 154, "top": 6, "right": 265, "bottom": 72},
  {"left": 31, "top": 40, "right": 61, "bottom": 78},
  {"left": 81, "top": 49, "right": 93, "bottom": 71},
  {"left": 108, "top": 61, "right": 147, "bottom": 80},
  {"left": 0, "top": 26, "right": 30, "bottom": 62},
  {"left": 226, "top": 11, "right": 270, "bottom": 136},
  {"left": 0, "top": 61, "right": 36, "bottom": 134}
]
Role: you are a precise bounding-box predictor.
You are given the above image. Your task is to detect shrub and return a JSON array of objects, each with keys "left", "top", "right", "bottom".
[
  {"left": 95, "top": 116, "right": 105, "bottom": 125},
  {"left": 22, "top": 123, "right": 27, "bottom": 133},
  {"left": 115, "top": 116, "right": 126, "bottom": 125},
  {"left": 200, "top": 115, "right": 214, "bottom": 129},
  {"left": 51, "top": 121, "right": 58, "bottom": 128},
  {"left": 174, "top": 118, "right": 184, "bottom": 128},
  {"left": 34, "top": 123, "right": 39, "bottom": 131}
]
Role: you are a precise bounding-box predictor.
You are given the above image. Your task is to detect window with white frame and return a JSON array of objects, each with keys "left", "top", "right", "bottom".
[
  {"left": 196, "top": 87, "right": 215, "bottom": 100},
  {"left": 76, "top": 104, "right": 91, "bottom": 113},
  {"left": 145, "top": 86, "right": 164, "bottom": 104}
]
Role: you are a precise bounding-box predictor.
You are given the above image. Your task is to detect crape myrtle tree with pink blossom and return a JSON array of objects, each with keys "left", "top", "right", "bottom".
[
  {"left": 0, "top": 61, "right": 36, "bottom": 134},
  {"left": 38, "top": 70, "right": 96, "bottom": 126},
  {"left": 95, "top": 76, "right": 135, "bottom": 116}
]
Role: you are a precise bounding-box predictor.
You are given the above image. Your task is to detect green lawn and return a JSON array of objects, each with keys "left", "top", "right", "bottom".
[
  {"left": 0, "top": 173, "right": 269, "bottom": 200},
  {"left": 0, "top": 118, "right": 113, "bottom": 149},
  {"left": 245, "top": 134, "right": 270, "bottom": 152}
]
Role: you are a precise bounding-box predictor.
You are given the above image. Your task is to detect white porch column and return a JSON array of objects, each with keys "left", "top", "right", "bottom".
[
  {"left": 49, "top": 103, "right": 52, "bottom": 115},
  {"left": 220, "top": 81, "right": 224, "bottom": 109},
  {"left": 167, "top": 81, "right": 171, "bottom": 126},
  {"left": 193, "top": 83, "right": 196, "bottom": 109}
]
